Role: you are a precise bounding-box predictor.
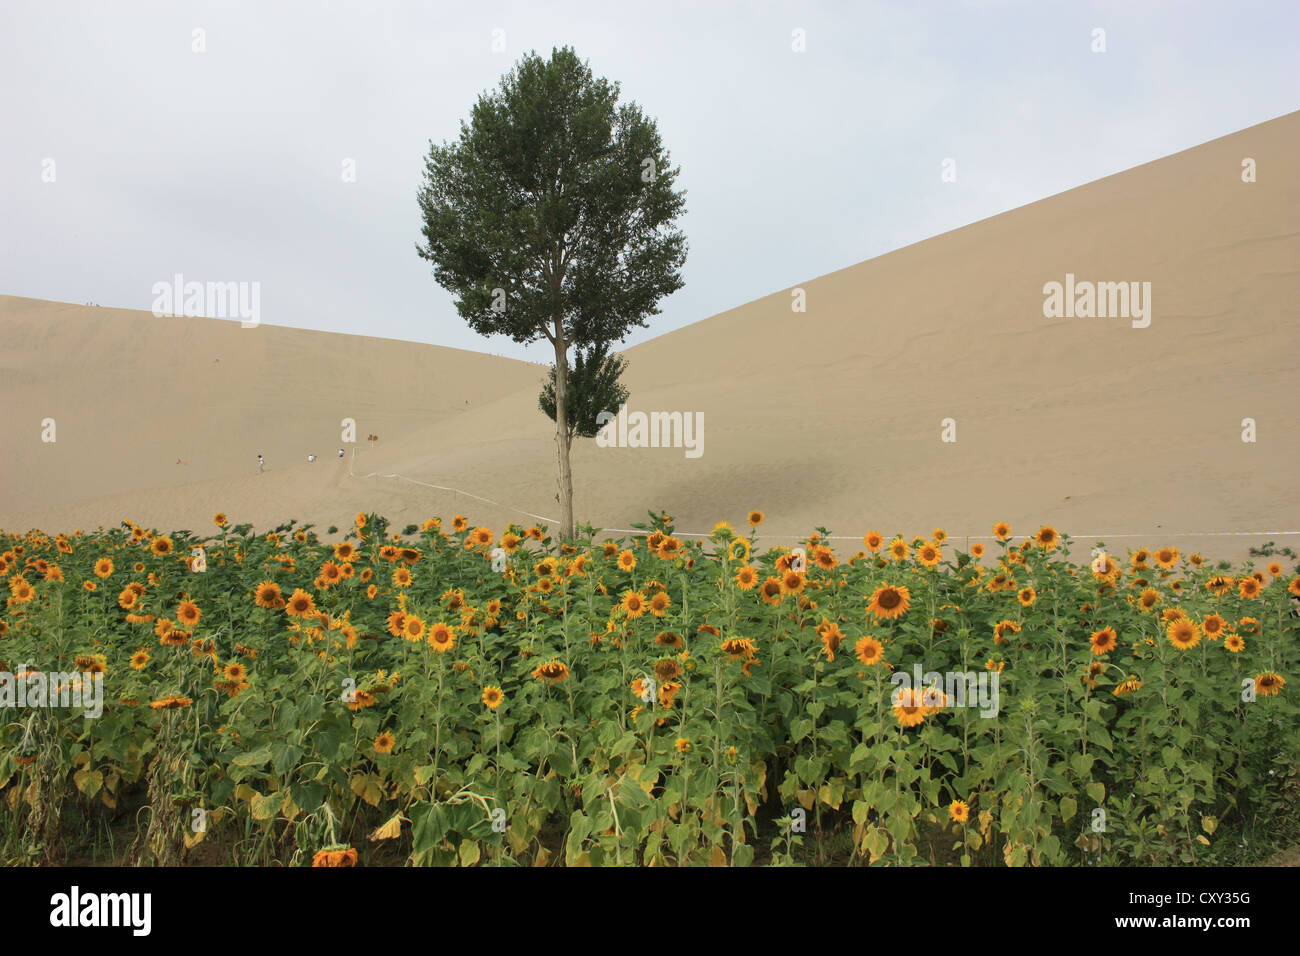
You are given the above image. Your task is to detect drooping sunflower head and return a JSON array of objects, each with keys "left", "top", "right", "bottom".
[{"left": 1254, "top": 672, "right": 1285, "bottom": 697}]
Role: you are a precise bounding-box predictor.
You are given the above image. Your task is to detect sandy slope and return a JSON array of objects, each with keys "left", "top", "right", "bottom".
[{"left": 2, "top": 112, "right": 1298, "bottom": 562}]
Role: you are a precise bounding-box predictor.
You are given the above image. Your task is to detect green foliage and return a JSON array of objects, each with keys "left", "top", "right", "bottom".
[
  {"left": 539, "top": 342, "right": 630, "bottom": 439},
  {"left": 415, "top": 45, "right": 687, "bottom": 348}
]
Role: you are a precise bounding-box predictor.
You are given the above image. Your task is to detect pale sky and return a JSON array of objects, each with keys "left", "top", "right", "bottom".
[{"left": 2, "top": 0, "right": 1297, "bottom": 361}]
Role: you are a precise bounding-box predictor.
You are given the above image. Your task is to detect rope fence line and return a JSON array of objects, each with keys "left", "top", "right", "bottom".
[{"left": 347, "top": 451, "right": 1299, "bottom": 546}]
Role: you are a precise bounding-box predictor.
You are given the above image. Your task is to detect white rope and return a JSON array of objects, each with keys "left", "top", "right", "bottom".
[{"left": 346, "top": 450, "right": 1298, "bottom": 544}]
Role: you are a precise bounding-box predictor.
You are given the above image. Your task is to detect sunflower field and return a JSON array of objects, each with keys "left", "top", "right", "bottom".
[{"left": 1, "top": 511, "right": 1297, "bottom": 867}]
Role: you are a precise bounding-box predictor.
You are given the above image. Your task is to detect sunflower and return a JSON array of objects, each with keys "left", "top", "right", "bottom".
[
  {"left": 971, "top": 543, "right": 985, "bottom": 558},
  {"left": 888, "top": 538, "right": 909, "bottom": 562},
  {"left": 864, "top": 531, "right": 883, "bottom": 552},
  {"left": 129, "top": 650, "right": 150, "bottom": 670},
  {"left": 748, "top": 510, "right": 765, "bottom": 527},
  {"left": 150, "top": 536, "right": 174, "bottom": 557},
  {"left": 402, "top": 616, "right": 425, "bottom": 641},
  {"left": 1238, "top": 616, "right": 1259, "bottom": 634},
  {"left": 720, "top": 637, "right": 757, "bottom": 661},
  {"left": 149, "top": 695, "right": 193, "bottom": 710},
  {"left": 392, "top": 567, "right": 412, "bottom": 588},
  {"left": 1114, "top": 677, "right": 1142, "bottom": 697},
  {"left": 993, "top": 620, "right": 1021, "bottom": 644},
  {"left": 620, "top": 590, "right": 647, "bottom": 619},
  {"left": 711, "top": 521, "right": 735, "bottom": 539},
  {"left": 724, "top": 564, "right": 757, "bottom": 592},
  {"left": 1130, "top": 549, "right": 1151, "bottom": 570},
  {"left": 1287, "top": 576, "right": 1300, "bottom": 598},
  {"left": 746, "top": 577, "right": 778, "bottom": 607},
  {"left": 312, "top": 846, "right": 358, "bottom": 868},
  {"left": 949, "top": 799, "right": 970, "bottom": 823},
  {"left": 855, "top": 636, "right": 884, "bottom": 666},
  {"left": 657, "top": 536, "right": 682, "bottom": 560},
  {"left": 1089, "top": 626, "right": 1118, "bottom": 656},
  {"left": 116, "top": 587, "right": 136, "bottom": 610},
  {"left": 531, "top": 660, "right": 570, "bottom": 684},
  {"left": 616, "top": 550, "right": 637, "bottom": 572},
  {"left": 174, "top": 600, "right": 200, "bottom": 627},
  {"left": 1166, "top": 616, "right": 1200, "bottom": 650},
  {"left": 1138, "top": 588, "right": 1161, "bottom": 611},
  {"left": 1238, "top": 577, "right": 1262, "bottom": 599},
  {"left": 1224, "top": 633, "right": 1245, "bottom": 653},
  {"left": 251, "top": 580, "right": 283, "bottom": 610},
  {"left": 675, "top": 738, "right": 692, "bottom": 753},
  {"left": 482, "top": 686, "right": 504, "bottom": 710},
  {"left": 816, "top": 619, "right": 844, "bottom": 661},
  {"left": 917, "top": 542, "right": 942, "bottom": 568},
  {"left": 1254, "top": 672, "right": 1285, "bottom": 697},
  {"left": 893, "top": 687, "right": 927, "bottom": 728},
  {"left": 654, "top": 658, "right": 682, "bottom": 682},
  {"left": 1017, "top": 587, "right": 1037, "bottom": 607},
  {"left": 223, "top": 662, "right": 247, "bottom": 682},
  {"left": 93, "top": 557, "right": 114, "bottom": 579},
  {"left": 1031, "top": 526, "right": 1058, "bottom": 551},
  {"left": 781, "top": 570, "right": 806, "bottom": 595},
  {"left": 373, "top": 731, "right": 396, "bottom": 755},
  {"left": 648, "top": 591, "right": 672, "bottom": 617},
  {"left": 867, "top": 584, "right": 911, "bottom": 620},
  {"left": 427, "top": 622, "right": 456, "bottom": 653},
  {"left": 993, "top": 522, "right": 1011, "bottom": 541},
  {"left": 1201, "top": 614, "right": 1227, "bottom": 640},
  {"left": 1206, "top": 575, "right": 1235, "bottom": 597},
  {"left": 813, "top": 546, "right": 837, "bottom": 570},
  {"left": 212, "top": 512, "right": 228, "bottom": 528},
  {"left": 285, "top": 589, "right": 317, "bottom": 618},
  {"left": 1153, "top": 547, "right": 1179, "bottom": 569}
]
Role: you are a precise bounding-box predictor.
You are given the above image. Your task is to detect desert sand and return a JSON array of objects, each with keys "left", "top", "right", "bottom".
[{"left": 2, "top": 112, "right": 1298, "bottom": 563}]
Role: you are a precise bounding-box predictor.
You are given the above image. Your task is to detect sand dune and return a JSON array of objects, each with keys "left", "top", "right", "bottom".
[{"left": 3, "top": 111, "right": 1298, "bottom": 561}]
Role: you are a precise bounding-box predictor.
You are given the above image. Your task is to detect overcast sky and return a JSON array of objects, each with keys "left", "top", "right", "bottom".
[{"left": 2, "top": 0, "right": 1297, "bottom": 361}]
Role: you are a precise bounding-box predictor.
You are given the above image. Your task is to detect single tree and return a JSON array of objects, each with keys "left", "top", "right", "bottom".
[
  {"left": 416, "top": 46, "right": 687, "bottom": 539},
  {"left": 539, "top": 342, "right": 630, "bottom": 441}
]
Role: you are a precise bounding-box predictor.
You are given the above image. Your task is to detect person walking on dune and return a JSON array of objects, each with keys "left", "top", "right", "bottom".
[{"left": 257, "top": 454, "right": 265, "bottom": 474}]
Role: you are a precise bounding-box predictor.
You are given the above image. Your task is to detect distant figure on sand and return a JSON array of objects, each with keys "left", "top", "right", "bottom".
[
  {"left": 338, "top": 448, "right": 345, "bottom": 458},
  {"left": 257, "top": 454, "right": 264, "bottom": 473},
  {"left": 308, "top": 454, "right": 316, "bottom": 463}
]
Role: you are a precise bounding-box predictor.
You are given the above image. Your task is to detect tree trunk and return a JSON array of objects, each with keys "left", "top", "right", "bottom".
[{"left": 553, "top": 321, "right": 576, "bottom": 540}]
